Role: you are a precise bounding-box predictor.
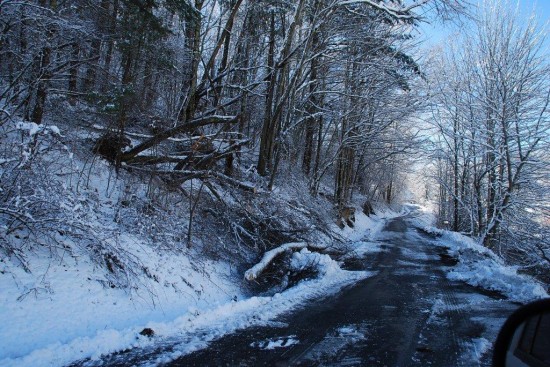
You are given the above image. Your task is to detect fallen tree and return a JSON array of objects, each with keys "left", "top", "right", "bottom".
[
  {"left": 244, "top": 242, "right": 309, "bottom": 281},
  {"left": 120, "top": 115, "right": 237, "bottom": 162},
  {"left": 91, "top": 114, "right": 258, "bottom": 192}
]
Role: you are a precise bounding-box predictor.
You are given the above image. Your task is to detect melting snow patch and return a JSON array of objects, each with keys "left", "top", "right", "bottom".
[
  {"left": 250, "top": 336, "right": 299, "bottom": 350},
  {"left": 341, "top": 241, "right": 387, "bottom": 260},
  {"left": 469, "top": 337, "right": 492, "bottom": 360},
  {"left": 336, "top": 325, "right": 366, "bottom": 341},
  {"left": 411, "top": 208, "right": 548, "bottom": 303}
]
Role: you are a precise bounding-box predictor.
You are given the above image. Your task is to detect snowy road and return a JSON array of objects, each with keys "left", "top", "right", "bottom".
[
  {"left": 167, "top": 216, "right": 517, "bottom": 366},
  {"left": 78, "top": 214, "right": 520, "bottom": 366}
]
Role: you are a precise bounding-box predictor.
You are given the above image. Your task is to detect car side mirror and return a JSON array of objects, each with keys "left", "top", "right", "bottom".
[{"left": 493, "top": 298, "right": 550, "bottom": 367}]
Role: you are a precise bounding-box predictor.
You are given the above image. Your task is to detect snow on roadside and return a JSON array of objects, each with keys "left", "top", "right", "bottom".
[
  {"left": 1, "top": 254, "right": 373, "bottom": 367},
  {"left": 0, "top": 237, "right": 242, "bottom": 367},
  {"left": 338, "top": 207, "right": 399, "bottom": 243},
  {"left": 0, "top": 118, "right": 385, "bottom": 367},
  {"left": 290, "top": 248, "right": 344, "bottom": 275},
  {"left": 411, "top": 206, "right": 548, "bottom": 303},
  {"left": 469, "top": 337, "right": 492, "bottom": 360},
  {"left": 148, "top": 262, "right": 373, "bottom": 366},
  {"left": 334, "top": 204, "right": 401, "bottom": 261}
]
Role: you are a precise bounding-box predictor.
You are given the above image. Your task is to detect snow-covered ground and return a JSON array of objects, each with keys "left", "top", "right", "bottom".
[
  {"left": 410, "top": 205, "right": 549, "bottom": 303},
  {"left": 0, "top": 236, "right": 241, "bottom": 367},
  {"left": 3, "top": 193, "right": 547, "bottom": 367},
  {"left": 1, "top": 253, "right": 374, "bottom": 367},
  {"left": 0, "top": 178, "right": 388, "bottom": 367},
  {"left": 0, "top": 248, "right": 379, "bottom": 367},
  {"left": 5, "top": 121, "right": 544, "bottom": 367},
  {"left": 338, "top": 205, "right": 401, "bottom": 242}
]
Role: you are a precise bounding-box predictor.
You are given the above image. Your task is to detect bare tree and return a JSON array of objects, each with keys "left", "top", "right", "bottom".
[{"left": 429, "top": 0, "right": 550, "bottom": 265}]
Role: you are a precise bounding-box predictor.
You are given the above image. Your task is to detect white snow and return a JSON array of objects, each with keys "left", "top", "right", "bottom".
[
  {"left": 15, "top": 121, "right": 62, "bottom": 137},
  {"left": 338, "top": 208, "right": 398, "bottom": 242},
  {"left": 250, "top": 336, "right": 300, "bottom": 350},
  {"left": 0, "top": 163, "right": 380, "bottom": 367},
  {"left": 290, "top": 248, "right": 342, "bottom": 276},
  {"left": 445, "top": 256, "right": 548, "bottom": 303},
  {"left": 470, "top": 337, "right": 492, "bottom": 360},
  {"left": 8, "top": 119, "right": 542, "bottom": 367},
  {"left": 336, "top": 325, "right": 366, "bottom": 341},
  {"left": 0, "top": 239, "right": 241, "bottom": 366},
  {"left": 0, "top": 119, "right": 386, "bottom": 367},
  {"left": 264, "top": 338, "right": 299, "bottom": 349},
  {"left": 411, "top": 206, "right": 549, "bottom": 303},
  {"left": 1, "top": 264, "right": 372, "bottom": 367}
]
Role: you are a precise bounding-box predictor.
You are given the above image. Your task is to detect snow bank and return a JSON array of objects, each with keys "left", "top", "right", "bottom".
[
  {"left": 338, "top": 207, "right": 399, "bottom": 242},
  {"left": 1, "top": 261, "right": 373, "bottom": 367},
  {"left": 411, "top": 208, "right": 548, "bottom": 303},
  {"left": 445, "top": 255, "right": 548, "bottom": 303},
  {"left": 290, "top": 248, "right": 342, "bottom": 276},
  {"left": 0, "top": 239, "right": 242, "bottom": 366}
]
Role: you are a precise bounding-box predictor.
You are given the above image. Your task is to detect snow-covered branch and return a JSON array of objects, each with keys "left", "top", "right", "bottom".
[
  {"left": 338, "top": 0, "right": 430, "bottom": 19},
  {"left": 244, "top": 242, "right": 309, "bottom": 281}
]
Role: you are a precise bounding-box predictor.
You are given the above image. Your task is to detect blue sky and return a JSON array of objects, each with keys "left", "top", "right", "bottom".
[
  {"left": 420, "top": 0, "right": 550, "bottom": 46},
  {"left": 521, "top": 0, "right": 550, "bottom": 19}
]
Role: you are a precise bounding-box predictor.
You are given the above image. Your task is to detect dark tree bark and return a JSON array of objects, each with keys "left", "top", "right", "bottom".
[
  {"left": 68, "top": 42, "right": 79, "bottom": 103},
  {"left": 257, "top": 11, "right": 276, "bottom": 176},
  {"left": 302, "top": 41, "right": 318, "bottom": 176}
]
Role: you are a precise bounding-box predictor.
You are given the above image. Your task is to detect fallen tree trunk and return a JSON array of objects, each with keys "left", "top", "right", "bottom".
[
  {"left": 210, "top": 171, "right": 257, "bottom": 193},
  {"left": 244, "top": 242, "right": 308, "bottom": 281},
  {"left": 120, "top": 115, "right": 236, "bottom": 162}
]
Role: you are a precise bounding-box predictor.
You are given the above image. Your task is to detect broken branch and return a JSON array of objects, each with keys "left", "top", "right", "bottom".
[{"left": 244, "top": 242, "right": 308, "bottom": 281}]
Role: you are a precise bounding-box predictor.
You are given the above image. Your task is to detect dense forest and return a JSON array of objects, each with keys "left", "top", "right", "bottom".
[
  {"left": 0, "top": 0, "right": 445, "bottom": 204},
  {"left": 1, "top": 0, "right": 549, "bottom": 288}
]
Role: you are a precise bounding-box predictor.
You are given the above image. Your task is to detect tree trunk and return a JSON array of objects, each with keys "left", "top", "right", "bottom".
[
  {"left": 257, "top": 11, "right": 276, "bottom": 176},
  {"left": 115, "top": 45, "right": 134, "bottom": 171},
  {"left": 453, "top": 115, "right": 460, "bottom": 232},
  {"left": 302, "top": 47, "right": 318, "bottom": 176},
  {"left": 100, "top": 0, "right": 118, "bottom": 94},
  {"left": 30, "top": 40, "right": 52, "bottom": 124},
  {"left": 83, "top": 0, "right": 109, "bottom": 92},
  {"left": 68, "top": 42, "right": 79, "bottom": 104}
]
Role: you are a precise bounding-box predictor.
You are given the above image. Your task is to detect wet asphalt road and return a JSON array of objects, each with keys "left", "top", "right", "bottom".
[
  {"left": 166, "top": 214, "right": 517, "bottom": 366},
  {"left": 76, "top": 212, "right": 519, "bottom": 366}
]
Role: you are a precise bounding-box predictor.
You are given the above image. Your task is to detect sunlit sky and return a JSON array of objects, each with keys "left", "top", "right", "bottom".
[
  {"left": 420, "top": 0, "right": 550, "bottom": 46},
  {"left": 517, "top": 0, "right": 550, "bottom": 21}
]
